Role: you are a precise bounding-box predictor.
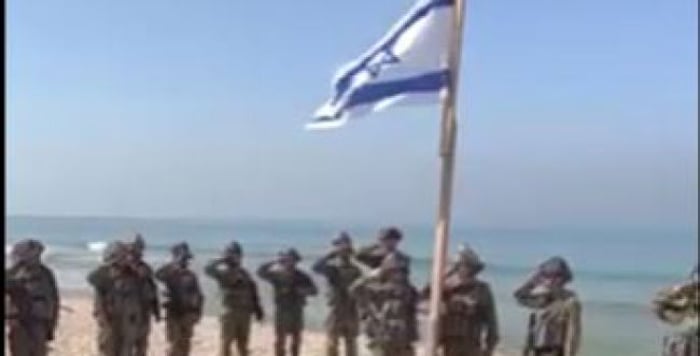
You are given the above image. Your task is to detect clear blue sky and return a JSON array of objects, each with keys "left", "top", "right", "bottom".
[{"left": 6, "top": 0, "right": 698, "bottom": 228}]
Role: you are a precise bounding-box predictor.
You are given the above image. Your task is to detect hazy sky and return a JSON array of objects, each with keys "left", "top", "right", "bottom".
[{"left": 6, "top": 0, "right": 698, "bottom": 228}]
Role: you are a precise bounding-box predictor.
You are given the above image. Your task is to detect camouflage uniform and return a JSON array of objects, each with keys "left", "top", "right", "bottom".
[
  {"left": 514, "top": 257, "right": 582, "bottom": 356},
  {"left": 351, "top": 253, "right": 418, "bottom": 356},
  {"left": 5, "top": 239, "right": 60, "bottom": 356},
  {"left": 312, "top": 233, "right": 363, "bottom": 356},
  {"left": 205, "top": 242, "right": 264, "bottom": 356},
  {"left": 88, "top": 241, "right": 150, "bottom": 356},
  {"left": 126, "top": 234, "right": 161, "bottom": 356},
  {"left": 155, "top": 242, "right": 204, "bottom": 356},
  {"left": 652, "top": 265, "right": 699, "bottom": 356},
  {"left": 258, "top": 248, "right": 318, "bottom": 356},
  {"left": 355, "top": 227, "right": 411, "bottom": 274},
  {"left": 423, "top": 245, "right": 499, "bottom": 356}
]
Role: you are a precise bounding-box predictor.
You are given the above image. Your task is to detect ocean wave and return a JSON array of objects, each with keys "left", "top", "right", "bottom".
[{"left": 87, "top": 241, "right": 108, "bottom": 253}]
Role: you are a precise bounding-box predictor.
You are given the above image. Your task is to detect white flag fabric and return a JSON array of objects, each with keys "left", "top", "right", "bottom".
[{"left": 308, "top": 0, "right": 454, "bottom": 130}]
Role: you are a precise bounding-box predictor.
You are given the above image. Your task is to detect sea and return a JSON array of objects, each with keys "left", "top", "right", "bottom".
[{"left": 5, "top": 216, "right": 698, "bottom": 356}]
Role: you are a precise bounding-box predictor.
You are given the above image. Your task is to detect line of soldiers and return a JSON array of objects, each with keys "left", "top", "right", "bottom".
[{"left": 5, "top": 229, "right": 699, "bottom": 356}]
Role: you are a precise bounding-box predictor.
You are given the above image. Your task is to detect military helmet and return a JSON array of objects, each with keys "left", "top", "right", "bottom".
[
  {"left": 539, "top": 256, "right": 573, "bottom": 284},
  {"left": 378, "top": 226, "right": 403, "bottom": 242},
  {"left": 278, "top": 248, "right": 302, "bottom": 263},
  {"left": 171, "top": 242, "right": 193, "bottom": 260},
  {"left": 380, "top": 252, "right": 408, "bottom": 271},
  {"left": 11, "top": 239, "right": 45, "bottom": 263},
  {"left": 103, "top": 241, "right": 129, "bottom": 264},
  {"left": 332, "top": 231, "right": 352, "bottom": 247},
  {"left": 455, "top": 244, "right": 484, "bottom": 273},
  {"left": 224, "top": 241, "right": 243, "bottom": 257}
]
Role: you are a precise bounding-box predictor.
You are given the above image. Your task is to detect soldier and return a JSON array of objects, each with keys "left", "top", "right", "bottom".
[
  {"left": 421, "top": 244, "right": 499, "bottom": 356},
  {"left": 312, "top": 232, "right": 363, "bottom": 356},
  {"left": 258, "top": 248, "right": 318, "bottom": 356},
  {"left": 355, "top": 227, "right": 411, "bottom": 274},
  {"left": 88, "top": 241, "right": 149, "bottom": 356},
  {"left": 652, "top": 264, "right": 698, "bottom": 356},
  {"left": 350, "top": 253, "right": 419, "bottom": 356},
  {"left": 155, "top": 242, "right": 204, "bottom": 356},
  {"left": 5, "top": 239, "right": 60, "bottom": 356},
  {"left": 126, "top": 234, "right": 161, "bottom": 356},
  {"left": 514, "top": 256, "right": 582, "bottom": 356},
  {"left": 205, "top": 241, "right": 264, "bottom": 356}
]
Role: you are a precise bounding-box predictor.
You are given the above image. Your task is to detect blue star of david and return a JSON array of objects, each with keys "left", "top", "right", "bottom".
[{"left": 365, "top": 49, "right": 400, "bottom": 78}]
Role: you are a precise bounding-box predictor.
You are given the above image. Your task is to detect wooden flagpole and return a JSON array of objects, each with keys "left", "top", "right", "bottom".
[{"left": 424, "top": 0, "right": 467, "bottom": 355}]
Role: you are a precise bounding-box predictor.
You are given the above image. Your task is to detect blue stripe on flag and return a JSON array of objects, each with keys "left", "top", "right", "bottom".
[
  {"left": 332, "top": 0, "right": 453, "bottom": 104},
  {"left": 343, "top": 69, "right": 449, "bottom": 110}
]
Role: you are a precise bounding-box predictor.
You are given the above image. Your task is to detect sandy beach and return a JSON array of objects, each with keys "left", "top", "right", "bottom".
[{"left": 5, "top": 294, "right": 513, "bottom": 356}]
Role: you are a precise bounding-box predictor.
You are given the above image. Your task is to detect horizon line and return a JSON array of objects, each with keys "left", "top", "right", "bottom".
[{"left": 5, "top": 213, "right": 697, "bottom": 232}]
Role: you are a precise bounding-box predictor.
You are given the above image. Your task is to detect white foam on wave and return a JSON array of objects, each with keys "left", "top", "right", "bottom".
[{"left": 87, "top": 241, "right": 108, "bottom": 253}]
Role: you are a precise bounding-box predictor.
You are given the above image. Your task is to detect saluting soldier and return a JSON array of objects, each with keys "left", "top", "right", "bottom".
[
  {"left": 258, "top": 248, "right": 318, "bottom": 356},
  {"left": 312, "top": 232, "right": 363, "bottom": 356},
  {"left": 422, "top": 244, "right": 499, "bottom": 356},
  {"left": 356, "top": 227, "right": 411, "bottom": 274},
  {"left": 88, "top": 241, "right": 150, "bottom": 356},
  {"left": 155, "top": 242, "right": 204, "bottom": 356},
  {"left": 351, "top": 253, "right": 419, "bottom": 356},
  {"left": 205, "top": 241, "right": 264, "bottom": 356},
  {"left": 6, "top": 239, "right": 60, "bottom": 356},
  {"left": 127, "top": 234, "right": 161, "bottom": 356},
  {"left": 514, "top": 256, "right": 582, "bottom": 356},
  {"left": 652, "top": 264, "right": 698, "bottom": 356}
]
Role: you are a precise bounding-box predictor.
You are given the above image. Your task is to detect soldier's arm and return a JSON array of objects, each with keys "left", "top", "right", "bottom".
[
  {"left": 154, "top": 264, "right": 171, "bottom": 283},
  {"left": 193, "top": 274, "right": 205, "bottom": 320},
  {"left": 564, "top": 297, "right": 582, "bottom": 356},
  {"left": 311, "top": 252, "right": 335, "bottom": 276},
  {"left": 5, "top": 267, "right": 19, "bottom": 295},
  {"left": 354, "top": 244, "right": 381, "bottom": 268},
  {"left": 249, "top": 277, "right": 265, "bottom": 321},
  {"left": 204, "top": 259, "right": 226, "bottom": 281},
  {"left": 141, "top": 265, "right": 161, "bottom": 321},
  {"left": 652, "top": 285, "right": 694, "bottom": 324},
  {"left": 653, "top": 302, "right": 685, "bottom": 324},
  {"left": 150, "top": 277, "right": 161, "bottom": 321},
  {"left": 482, "top": 283, "right": 500, "bottom": 355},
  {"left": 87, "top": 267, "right": 113, "bottom": 321},
  {"left": 513, "top": 274, "right": 545, "bottom": 309},
  {"left": 45, "top": 266, "right": 61, "bottom": 339},
  {"left": 401, "top": 252, "right": 412, "bottom": 274},
  {"left": 298, "top": 271, "right": 318, "bottom": 296},
  {"left": 256, "top": 261, "right": 277, "bottom": 283},
  {"left": 87, "top": 266, "right": 106, "bottom": 291},
  {"left": 407, "top": 285, "right": 420, "bottom": 342}
]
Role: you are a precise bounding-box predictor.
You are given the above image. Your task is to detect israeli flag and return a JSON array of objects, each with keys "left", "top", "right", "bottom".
[{"left": 308, "top": 0, "right": 453, "bottom": 130}]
